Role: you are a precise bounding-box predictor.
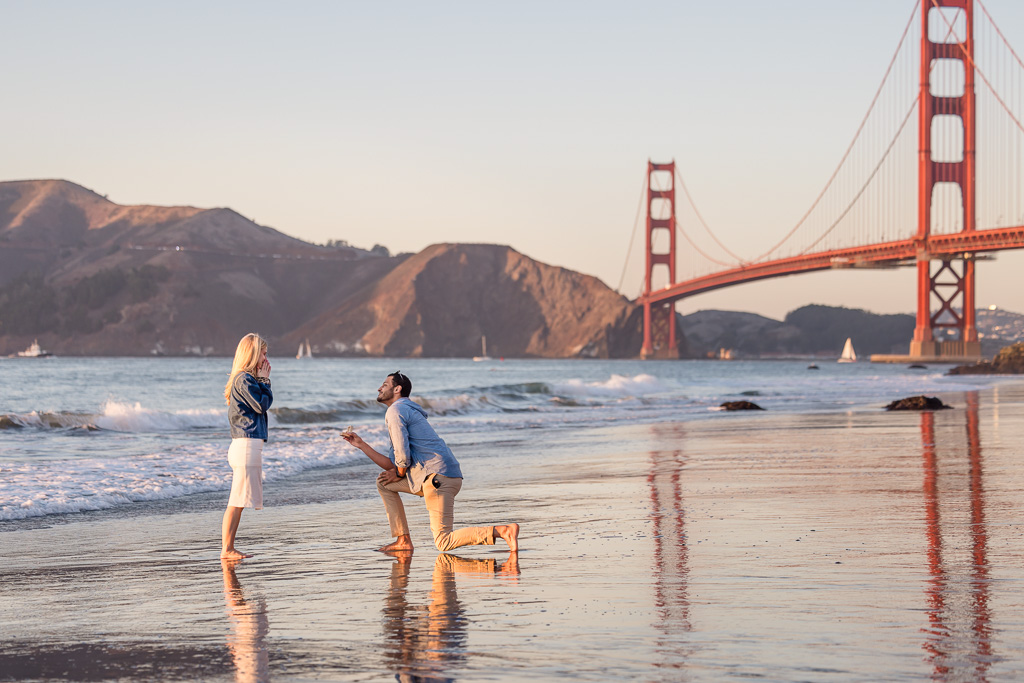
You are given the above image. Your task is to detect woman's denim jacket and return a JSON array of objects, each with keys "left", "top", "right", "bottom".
[{"left": 229, "top": 372, "right": 273, "bottom": 441}]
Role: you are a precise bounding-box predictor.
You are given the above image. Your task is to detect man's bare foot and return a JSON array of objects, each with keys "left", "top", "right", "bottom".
[
  {"left": 494, "top": 523, "right": 520, "bottom": 552},
  {"left": 221, "top": 548, "right": 253, "bottom": 559},
  {"left": 498, "top": 552, "right": 520, "bottom": 577},
  {"left": 385, "top": 551, "right": 413, "bottom": 565},
  {"left": 378, "top": 536, "right": 414, "bottom": 553}
]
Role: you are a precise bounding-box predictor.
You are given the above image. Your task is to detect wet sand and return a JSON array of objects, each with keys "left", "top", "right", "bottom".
[{"left": 3, "top": 386, "right": 1024, "bottom": 681}]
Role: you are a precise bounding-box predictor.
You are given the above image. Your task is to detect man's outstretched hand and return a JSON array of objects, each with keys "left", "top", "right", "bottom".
[{"left": 341, "top": 430, "right": 366, "bottom": 449}]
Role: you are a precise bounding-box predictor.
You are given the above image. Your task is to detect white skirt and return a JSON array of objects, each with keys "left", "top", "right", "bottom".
[{"left": 227, "top": 438, "right": 264, "bottom": 509}]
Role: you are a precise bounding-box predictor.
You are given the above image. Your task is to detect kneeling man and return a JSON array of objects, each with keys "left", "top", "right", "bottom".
[{"left": 342, "top": 371, "right": 520, "bottom": 553}]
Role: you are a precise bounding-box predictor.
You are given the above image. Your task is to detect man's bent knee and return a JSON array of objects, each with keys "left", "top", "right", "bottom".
[{"left": 434, "top": 532, "right": 458, "bottom": 552}]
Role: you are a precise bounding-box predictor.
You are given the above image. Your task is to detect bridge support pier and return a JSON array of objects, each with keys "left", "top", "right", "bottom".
[
  {"left": 909, "top": 256, "right": 981, "bottom": 360},
  {"left": 641, "top": 301, "right": 679, "bottom": 360}
]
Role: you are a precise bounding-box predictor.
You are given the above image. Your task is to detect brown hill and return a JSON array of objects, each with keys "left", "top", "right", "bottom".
[
  {"left": 0, "top": 180, "right": 391, "bottom": 355},
  {"left": 285, "top": 243, "right": 642, "bottom": 358},
  {"left": 0, "top": 180, "right": 645, "bottom": 358}
]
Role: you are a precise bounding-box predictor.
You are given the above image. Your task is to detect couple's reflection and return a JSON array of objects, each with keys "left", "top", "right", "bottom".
[
  {"left": 383, "top": 552, "right": 520, "bottom": 683},
  {"left": 221, "top": 559, "right": 270, "bottom": 683}
]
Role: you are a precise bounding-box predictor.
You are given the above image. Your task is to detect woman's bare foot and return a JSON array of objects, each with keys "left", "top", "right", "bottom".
[
  {"left": 494, "top": 523, "right": 520, "bottom": 552},
  {"left": 221, "top": 548, "right": 253, "bottom": 559},
  {"left": 378, "top": 535, "right": 414, "bottom": 553}
]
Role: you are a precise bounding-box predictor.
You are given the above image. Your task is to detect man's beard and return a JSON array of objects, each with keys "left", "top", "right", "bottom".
[{"left": 376, "top": 391, "right": 389, "bottom": 404}]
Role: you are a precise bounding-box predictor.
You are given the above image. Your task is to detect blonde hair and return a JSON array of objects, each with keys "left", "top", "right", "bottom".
[{"left": 224, "top": 333, "right": 268, "bottom": 404}]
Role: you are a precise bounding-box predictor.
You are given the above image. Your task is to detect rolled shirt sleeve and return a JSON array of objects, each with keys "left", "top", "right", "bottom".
[{"left": 385, "top": 405, "right": 411, "bottom": 469}]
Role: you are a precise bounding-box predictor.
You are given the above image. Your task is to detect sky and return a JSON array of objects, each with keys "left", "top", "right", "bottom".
[{"left": 3, "top": 0, "right": 1024, "bottom": 321}]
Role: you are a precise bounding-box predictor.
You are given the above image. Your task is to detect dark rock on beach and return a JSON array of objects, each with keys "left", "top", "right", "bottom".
[
  {"left": 884, "top": 396, "right": 952, "bottom": 411},
  {"left": 720, "top": 400, "right": 764, "bottom": 411},
  {"left": 948, "top": 342, "right": 1024, "bottom": 375}
]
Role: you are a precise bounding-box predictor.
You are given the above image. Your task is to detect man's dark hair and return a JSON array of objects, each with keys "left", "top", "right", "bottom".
[{"left": 389, "top": 371, "right": 412, "bottom": 398}]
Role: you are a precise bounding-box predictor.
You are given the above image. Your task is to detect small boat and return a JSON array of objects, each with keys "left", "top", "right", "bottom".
[
  {"left": 295, "top": 339, "right": 313, "bottom": 359},
  {"left": 837, "top": 337, "right": 857, "bottom": 363},
  {"left": 15, "top": 339, "right": 52, "bottom": 358},
  {"left": 807, "top": 363, "right": 819, "bottom": 370},
  {"left": 472, "top": 335, "right": 492, "bottom": 362}
]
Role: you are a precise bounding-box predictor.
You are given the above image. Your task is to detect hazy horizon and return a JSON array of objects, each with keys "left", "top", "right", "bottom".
[{"left": 4, "top": 1, "right": 1024, "bottom": 319}]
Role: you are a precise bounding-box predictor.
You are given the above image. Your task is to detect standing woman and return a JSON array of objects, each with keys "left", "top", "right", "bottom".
[{"left": 222, "top": 333, "right": 273, "bottom": 559}]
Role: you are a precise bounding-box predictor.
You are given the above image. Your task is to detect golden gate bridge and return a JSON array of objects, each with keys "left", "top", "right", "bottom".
[{"left": 626, "top": 0, "right": 1024, "bottom": 361}]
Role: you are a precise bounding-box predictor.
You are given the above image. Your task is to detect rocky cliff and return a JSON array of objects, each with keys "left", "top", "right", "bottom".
[
  {"left": 0, "top": 180, "right": 641, "bottom": 357},
  {"left": 285, "top": 243, "right": 640, "bottom": 358}
]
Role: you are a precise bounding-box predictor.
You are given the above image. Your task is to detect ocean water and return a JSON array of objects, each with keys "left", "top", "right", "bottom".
[{"left": 0, "top": 356, "right": 1009, "bottom": 522}]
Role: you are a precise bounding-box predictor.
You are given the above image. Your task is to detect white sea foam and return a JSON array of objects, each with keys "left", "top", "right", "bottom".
[
  {"left": 94, "top": 400, "right": 224, "bottom": 432},
  {"left": 550, "top": 373, "right": 670, "bottom": 399},
  {"left": 0, "top": 427, "right": 382, "bottom": 521}
]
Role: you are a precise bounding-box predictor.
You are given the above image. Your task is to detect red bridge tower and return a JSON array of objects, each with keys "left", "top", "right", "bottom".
[
  {"left": 912, "top": 0, "right": 981, "bottom": 360},
  {"left": 640, "top": 160, "right": 679, "bottom": 359}
]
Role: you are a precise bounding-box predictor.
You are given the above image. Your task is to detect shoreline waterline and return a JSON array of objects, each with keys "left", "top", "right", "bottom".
[{"left": 3, "top": 380, "right": 1024, "bottom": 680}]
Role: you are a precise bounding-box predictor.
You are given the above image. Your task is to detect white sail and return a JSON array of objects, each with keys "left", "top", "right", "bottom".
[
  {"left": 296, "top": 339, "right": 313, "bottom": 359},
  {"left": 473, "top": 335, "right": 491, "bottom": 362},
  {"left": 838, "top": 337, "right": 857, "bottom": 363}
]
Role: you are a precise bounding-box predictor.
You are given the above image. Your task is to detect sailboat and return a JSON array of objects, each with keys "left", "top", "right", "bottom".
[
  {"left": 295, "top": 339, "right": 313, "bottom": 359},
  {"left": 837, "top": 337, "right": 857, "bottom": 363},
  {"left": 472, "top": 335, "right": 492, "bottom": 362}
]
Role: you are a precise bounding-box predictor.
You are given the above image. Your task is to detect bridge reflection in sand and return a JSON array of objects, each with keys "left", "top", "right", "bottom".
[
  {"left": 920, "top": 392, "right": 994, "bottom": 680},
  {"left": 647, "top": 422, "right": 693, "bottom": 671}
]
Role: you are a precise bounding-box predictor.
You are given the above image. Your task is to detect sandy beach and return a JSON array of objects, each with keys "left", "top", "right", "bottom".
[{"left": 4, "top": 383, "right": 1024, "bottom": 681}]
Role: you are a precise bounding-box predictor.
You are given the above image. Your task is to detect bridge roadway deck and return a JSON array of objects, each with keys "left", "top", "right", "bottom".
[{"left": 643, "top": 225, "right": 1024, "bottom": 305}]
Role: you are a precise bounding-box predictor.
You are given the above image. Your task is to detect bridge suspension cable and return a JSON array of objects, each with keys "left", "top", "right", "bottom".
[
  {"left": 673, "top": 167, "right": 746, "bottom": 265},
  {"left": 932, "top": 0, "right": 1024, "bottom": 136},
  {"left": 751, "top": 1, "right": 921, "bottom": 263},
  {"left": 977, "top": 0, "right": 1024, "bottom": 71},
  {"left": 616, "top": 169, "right": 648, "bottom": 295},
  {"left": 796, "top": 96, "right": 919, "bottom": 256},
  {"left": 667, "top": 1, "right": 921, "bottom": 269}
]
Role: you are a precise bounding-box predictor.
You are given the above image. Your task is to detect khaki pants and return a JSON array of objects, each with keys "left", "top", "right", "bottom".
[{"left": 377, "top": 473, "right": 495, "bottom": 551}]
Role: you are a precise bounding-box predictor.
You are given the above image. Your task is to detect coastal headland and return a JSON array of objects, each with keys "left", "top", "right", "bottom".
[{"left": 3, "top": 179, "right": 1024, "bottom": 360}]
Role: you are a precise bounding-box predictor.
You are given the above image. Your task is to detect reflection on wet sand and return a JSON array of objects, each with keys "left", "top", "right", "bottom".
[
  {"left": 221, "top": 559, "right": 270, "bottom": 683},
  {"left": 920, "top": 391, "right": 992, "bottom": 680},
  {"left": 648, "top": 422, "right": 691, "bottom": 671},
  {"left": 383, "top": 552, "right": 520, "bottom": 682}
]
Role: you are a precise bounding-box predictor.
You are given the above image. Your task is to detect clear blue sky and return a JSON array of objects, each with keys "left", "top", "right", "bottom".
[{"left": 4, "top": 1, "right": 1024, "bottom": 320}]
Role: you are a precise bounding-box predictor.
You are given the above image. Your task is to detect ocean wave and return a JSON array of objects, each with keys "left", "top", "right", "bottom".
[
  {"left": 0, "top": 401, "right": 224, "bottom": 433},
  {"left": 0, "top": 427, "right": 376, "bottom": 521},
  {"left": 0, "top": 411, "right": 91, "bottom": 430},
  {"left": 94, "top": 401, "right": 224, "bottom": 431},
  {"left": 549, "top": 374, "right": 670, "bottom": 400},
  {"left": 273, "top": 389, "right": 546, "bottom": 425},
  {"left": 272, "top": 398, "right": 382, "bottom": 424}
]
